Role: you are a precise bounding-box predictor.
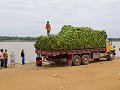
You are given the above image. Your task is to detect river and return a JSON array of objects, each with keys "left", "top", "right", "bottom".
[{"left": 0, "top": 42, "right": 36, "bottom": 64}]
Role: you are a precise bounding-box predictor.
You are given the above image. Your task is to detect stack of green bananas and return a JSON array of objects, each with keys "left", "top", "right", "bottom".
[{"left": 35, "top": 25, "right": 107, "bottom": 50}]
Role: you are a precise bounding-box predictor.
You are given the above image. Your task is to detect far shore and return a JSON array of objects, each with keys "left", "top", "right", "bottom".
[{"left": 0, "top": 40, "right": 35, "bottom": 42}]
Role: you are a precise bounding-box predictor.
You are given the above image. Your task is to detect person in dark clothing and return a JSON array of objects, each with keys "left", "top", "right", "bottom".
[{"left": 21, "top": 49, "right": 25, "bottom": 65}]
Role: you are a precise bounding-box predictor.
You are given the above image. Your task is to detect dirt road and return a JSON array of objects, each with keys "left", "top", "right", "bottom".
[{"left": 0, "top": 58, "right": 120, "bottom": 90}]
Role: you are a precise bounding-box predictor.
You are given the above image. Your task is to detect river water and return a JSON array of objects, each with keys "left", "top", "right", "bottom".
[
  {"left": 0, "top": 42, "right": 119, "bottom": 64},
  {"left": 0, "top": 42, "right": 36, "bottom": 64}
]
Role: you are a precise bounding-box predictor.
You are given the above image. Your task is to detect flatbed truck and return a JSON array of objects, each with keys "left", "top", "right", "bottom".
[{"left": 35, "top": 39, "right": 115, "bottom": 66}]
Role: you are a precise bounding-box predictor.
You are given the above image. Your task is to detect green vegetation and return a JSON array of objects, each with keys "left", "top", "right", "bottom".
[
  {"left": 35, "top": 25, "right": 107, "bottom": 50},
  {"left": 0, "top": 36, "right": 37, "bottom": 42},
  {"left": 109, "top": 38, "right": 120, "bottom": 42}
]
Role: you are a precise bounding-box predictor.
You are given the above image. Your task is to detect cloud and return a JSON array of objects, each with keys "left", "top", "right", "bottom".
[{"left": 0, "top": 0, "right": 120, "bottom": 37}]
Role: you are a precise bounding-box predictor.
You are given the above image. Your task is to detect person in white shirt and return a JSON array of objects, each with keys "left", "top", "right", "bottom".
[
  {"left": 10, "top": 51, "right": 15, "bottom": 67},
  {"left": 0, "top": 49, "right": 4, "bottom": 69}
]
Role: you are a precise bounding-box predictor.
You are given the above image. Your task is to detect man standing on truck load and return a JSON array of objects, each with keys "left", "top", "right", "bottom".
[
  {"left": 45, "top": 21, "right": 51, "bottom": 36},
  {"left": 21, "top": 49, "right": 25, "bottom": 65},
  {"left": 3, "top": 49, "right": 8, "bottom": 68}
]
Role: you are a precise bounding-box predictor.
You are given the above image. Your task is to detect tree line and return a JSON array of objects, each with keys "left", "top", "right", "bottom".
[
  {"left": 0, "top": 36, "right": 37, "bottom": 42},
  {"left": 109, "top": 38, "right": 120, "bottom": 42},
  {"left": 0, "top": 36, "right": 120, "bottom": 42}
]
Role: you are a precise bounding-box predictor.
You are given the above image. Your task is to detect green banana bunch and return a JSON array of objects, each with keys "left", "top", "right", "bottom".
[{"left": 35, "top": 25, "right": 107, "bottom": 50}]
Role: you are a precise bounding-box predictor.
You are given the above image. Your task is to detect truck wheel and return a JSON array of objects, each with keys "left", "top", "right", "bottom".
[
  {"left": 81, "top": 54, "right": 89, "bottom": 65},
  {"left": 107, "top": 52, "right": 115, "bottom": 61},
  {"left": 72, "top": 55, "right": 81, "bottom": 66}
]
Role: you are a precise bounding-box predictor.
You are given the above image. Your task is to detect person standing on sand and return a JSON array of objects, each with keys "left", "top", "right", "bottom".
[
  {"left": 10, "top": 51, "right": 15, "bottom": 67},
  {"left": 45, "top": 21, "right": 51, "bottom": 36},
  {"left": 3, "top": 49, "right": 8, "bottom": 68},
  {"left": 0, "top": 49, "right": 4, "bottom": 69},
  {"left": 21, "top": 49, "right": 25, "bottom": 65}
]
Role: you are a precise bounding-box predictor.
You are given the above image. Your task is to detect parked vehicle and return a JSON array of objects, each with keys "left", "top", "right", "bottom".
[
  {"left": 35, "top": 39, "right": 115, "bottom": 66},
  {"left": 35, "top": 25, "right": 116, "bottom": 66}
]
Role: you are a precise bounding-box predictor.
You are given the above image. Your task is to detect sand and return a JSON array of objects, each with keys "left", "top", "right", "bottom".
[{"left": 0, "top": 58, "right": 120, "bottom": 90}]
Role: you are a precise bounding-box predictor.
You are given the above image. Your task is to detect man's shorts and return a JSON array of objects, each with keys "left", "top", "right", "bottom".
[{"left": 47, "top": 30, "right": 50, "bottom": 33}]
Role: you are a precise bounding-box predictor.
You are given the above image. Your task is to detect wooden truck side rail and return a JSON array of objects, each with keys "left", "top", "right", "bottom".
[
  {"left": 35, "top": 48, "right": 107, "bottom": 66},
  {"left": 35, "top": 48, "right": 106, "bottom": 56}
]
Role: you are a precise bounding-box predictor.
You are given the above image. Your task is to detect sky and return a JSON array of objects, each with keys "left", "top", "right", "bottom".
[{"left": 0, "top": 0, "right": 120, "bottom": 37}]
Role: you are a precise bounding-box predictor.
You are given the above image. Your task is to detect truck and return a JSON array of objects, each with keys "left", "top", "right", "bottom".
[
  {"left": 35, "top": 39, "right": 116, "bottom": 66},
  {"left": 35, "top": 25, "right": 116, "bottom": 66}
]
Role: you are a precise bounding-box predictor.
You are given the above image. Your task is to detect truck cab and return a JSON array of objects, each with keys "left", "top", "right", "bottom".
[{"left": 105, "top": 39, "right": 116, "bottom": 60}]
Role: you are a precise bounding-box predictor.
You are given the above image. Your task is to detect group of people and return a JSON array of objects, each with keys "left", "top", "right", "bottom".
[
  {"left": 0, "top": 21, "right": 51, "bottom": 69},
  {"left": 0, "top": 49, "right": 8, "bottom": 69},
  {"left": 0, "top": 49, "right": 25, "bottom": 69}
]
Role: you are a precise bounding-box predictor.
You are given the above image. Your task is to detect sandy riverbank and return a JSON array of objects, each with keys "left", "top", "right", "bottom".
[{"left": 0, "top": 58, "right": 120, "bottom": 90}]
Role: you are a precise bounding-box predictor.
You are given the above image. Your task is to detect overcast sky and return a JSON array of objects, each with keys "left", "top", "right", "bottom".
[{"left": 0, "top": 0, "right": 120, "bottom": 37}]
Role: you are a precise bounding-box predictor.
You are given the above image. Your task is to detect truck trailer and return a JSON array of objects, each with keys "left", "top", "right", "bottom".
[{"left": 35, "top": 39, "right": 115, "bottom": 66}]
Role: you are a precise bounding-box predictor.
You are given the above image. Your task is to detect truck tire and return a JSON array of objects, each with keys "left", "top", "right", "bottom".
[
  {"left": 107, "top": 52, "right": 115, "bottom": 61},
  {"left": 72, "top": 55, "right": 81, "bottom": 66},
  {"left": 81, "top": 54, "right": 89, "bottom": 65}
]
